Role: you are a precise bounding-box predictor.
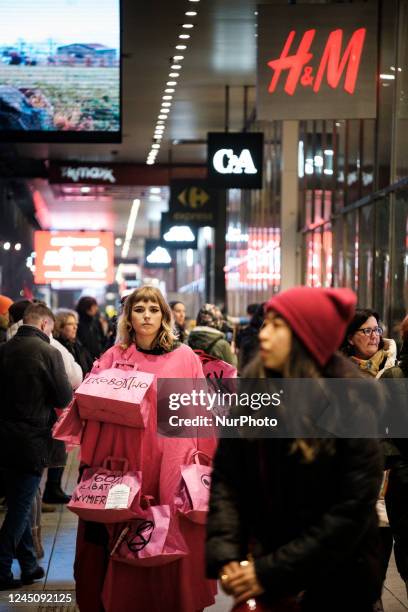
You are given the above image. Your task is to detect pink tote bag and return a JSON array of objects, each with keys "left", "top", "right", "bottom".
[
  {"left": 52, "top": 399, "right": 84, "bottom": 446},
  {"left": 193, "top": 350, "right": 237, "bottom": 379},
  {"left": 75, "top": 362, "right": 154, "bottom": 428},
  {"left": 175, "top": 451, "right": 212, "bottom": 524},
  {"left": 67, "top": 457, "right": 142, "bottom": 523},
  {"left": 111, "top": 501, "right": 188, "bottom": 567}
]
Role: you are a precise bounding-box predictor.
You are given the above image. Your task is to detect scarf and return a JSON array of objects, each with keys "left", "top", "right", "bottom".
[{"left": 351, "top": 349, "right": 386, "bottom": 377}]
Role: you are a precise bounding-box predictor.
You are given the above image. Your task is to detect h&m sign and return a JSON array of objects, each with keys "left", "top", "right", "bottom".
[
  {"left": 207, "top": 132, "right": 263, "bottom": 189},
  {"left": 257, "top": 4, "right": 378, "bottom": 120}
]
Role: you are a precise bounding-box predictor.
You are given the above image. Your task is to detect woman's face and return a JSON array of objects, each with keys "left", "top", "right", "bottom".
[
  {"left": 61, "top": 315, "right": 78, "bottom": 341},
  {"left": 131, "top": 300, "right": 163, "bottom": 343},
  {"left": 258, "top": 311, "right": 292, "bottom": 372},
  {"left": 349, "top": 315, "right": 381, "bottom": 359}
]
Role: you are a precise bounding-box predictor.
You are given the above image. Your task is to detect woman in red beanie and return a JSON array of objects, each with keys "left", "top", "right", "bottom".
[{"left": 206, "top": 286, "right": 384, "bottom": 612}]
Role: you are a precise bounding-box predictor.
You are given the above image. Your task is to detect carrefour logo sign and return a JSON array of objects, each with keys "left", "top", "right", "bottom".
[{"left": 207, "top": 132, "right": 263, "bottom": 189}]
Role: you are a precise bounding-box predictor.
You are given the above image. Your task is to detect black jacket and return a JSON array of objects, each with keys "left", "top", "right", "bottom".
[
  {"left": 56, "top": 334, "right": 93, "bottom": 376},
  {"left": 77, "top": 313, "right": 106, "bottom": 361},
  {"left": 206, "top": 358, "right": 383, "bottom": 606},
  {"left": 0, "top": 325, "right": 73, "bottom": 474}
]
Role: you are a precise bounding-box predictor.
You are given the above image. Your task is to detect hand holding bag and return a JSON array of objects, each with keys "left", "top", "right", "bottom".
[
  {"left": 67, "top": 456, "right": 142, "bottom": 523},
  {"left": 175, "top": 450, "right": 212, "bottom": 524},
  {"left": 75, "top": 361, "right": 154, "bottom": 428},
  {"left": 110, "top": 497, "right": 188, "bottom": 567}
]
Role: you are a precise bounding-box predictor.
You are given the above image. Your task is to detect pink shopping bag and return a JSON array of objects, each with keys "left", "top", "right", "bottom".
[
  {"left": 175, "top": 451, "right": 212, "bottom": 524},
  {"left": 75, "top": 362, "right": 154, "bottom": 428},
  {"left": 52, "top": 399, "right": 84, "bottom": 446},
  {"left": 193, "top": 350, "right": 237, "bottom": 379},
  {"left": 111, "top": 500, "right": 188, "bottom": 567},
  {"left": 67, "top": 457, "right": 142, "bottom": 523}
]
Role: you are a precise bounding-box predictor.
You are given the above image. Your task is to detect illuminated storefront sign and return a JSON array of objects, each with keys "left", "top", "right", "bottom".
[
  {"left": 34, "top": 231, "right": 114, "bottom": 286},
  {"left": 169, "top": 180, "right": 218, "bottom": 227},
  {"left": 257, "top": 4, "right": 377, "bottom": 120},
  {"left": 160, "top": 213, "right": 198, "bottom": 249},
  {"left": 207, "top": 133, "right": 263, "bottom": 189},
  {"left": 144, "top": 239, "right": 173, "bottom": 269}
]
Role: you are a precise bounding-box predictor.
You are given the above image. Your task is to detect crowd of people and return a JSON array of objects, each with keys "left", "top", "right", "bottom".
[{"left": 0, "top": 286, "right": 407, "bottom": 611}]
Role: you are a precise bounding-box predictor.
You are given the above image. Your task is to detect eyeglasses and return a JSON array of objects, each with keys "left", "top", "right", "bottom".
[{"left": 356, "top": 326, "right": 383, "bottom": 337}]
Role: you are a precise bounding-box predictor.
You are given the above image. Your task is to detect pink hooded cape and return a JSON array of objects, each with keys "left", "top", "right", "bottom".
[{"left": 74, "top": 343, "right": 217, "bottom": 612}]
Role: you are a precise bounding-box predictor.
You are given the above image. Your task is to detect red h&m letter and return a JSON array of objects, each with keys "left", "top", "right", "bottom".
[
  {"left": 313, "top": 28, "right": 366, "bottom": 94},
  {"left": 267, "top": 30, "right": 315, "bottom": 96}
]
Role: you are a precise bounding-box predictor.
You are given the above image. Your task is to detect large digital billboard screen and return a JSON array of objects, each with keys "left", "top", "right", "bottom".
[
  {"left": 0, "top": 0, "right": 121, "bottom": 142},
  {"left": 34, "top": 231, "right": 114, "bottom": 286}
]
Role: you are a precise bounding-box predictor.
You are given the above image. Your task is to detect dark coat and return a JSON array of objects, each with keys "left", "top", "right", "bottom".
[
  {"left": 206, "top": 356, "right": 383, "bottom": 607},
  {"left": 56, "top": 334, "right": 93, "bottom": 376},
  {"left": 0, "top": 325, "right": 73, "bottom": 474},
  {"left": 188, "top": 326, "right": 237, "bottom": 366},
  {"left": 77, "top": 313, "right": 106, "bottom": 361}
]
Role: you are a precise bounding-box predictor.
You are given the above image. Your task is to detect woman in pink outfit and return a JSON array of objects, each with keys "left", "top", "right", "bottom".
[{"left": 74, "top": 286, "right": 217, "bottom": 612}]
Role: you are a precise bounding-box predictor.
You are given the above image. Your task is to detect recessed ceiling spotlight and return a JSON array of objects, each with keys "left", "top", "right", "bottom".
[
  {"left": 155, "top": 124, "right": 165, "bottom": 129},
  {"left": 185, "top": 11, "right": 197, "bottom": 16},
  {"left": 170, "top": 65, "right": 181, "bottom": 70},
  {"left": 146, "top": 160, "right": 155, "bottom": 165},
  {"left": 169, "top": 72, "right": 180, "bottom": 78},
  {"left": 157, "top": 120, "right": 165, "bottom": 124},
  {"left": 173, "top": 55, "right": 184, "bottom": 60},
  {"left": 162, "top": 95, "right": 173, "bottom": 100},
  {"left": 182, "top": 23, "right": 194, "bottom": 28},
  {"left": 188, "top": 0, "right": 200, "bottom": 2},
  {"left": 161, "top": 102, "right": 171, "bottom": 108},
  {"left": 158, "top": 114, "right": 167, "bottom": 119},
  {"left": 161, "top": 108, "right": 170, "bottom": 113},
  {"left": 150, "top": 187, "right": 161, "bottom": 194},
  {"left": 179, "top": 34, "right": 190, "bottom": 39},
  {"left": 152, "top": 144, "right": 160, "bottom": 149},
  {"left": 176, "top": 45, "right": 187, "bottom": 50},
  {"left": 165, "top": 88, "right": 175, "bottom": 93},
  {"left": 154, "top": 135, "right": 163, "bottom": 140},
  {"left": 167, "top": 81, "right": 177, "bottom": 86}
]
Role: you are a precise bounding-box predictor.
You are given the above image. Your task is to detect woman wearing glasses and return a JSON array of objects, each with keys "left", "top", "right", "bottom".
[
  {"left": 341, "top": 309, "right": 396, "bottom": 378},
  {"left": 341, "top": 309, "right": 397, "bottom": 612}
]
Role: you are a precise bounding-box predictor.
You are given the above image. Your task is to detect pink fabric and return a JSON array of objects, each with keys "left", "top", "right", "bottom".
[
  {"left": 193, "top": 349, "right": 237, "bottom": 378},
  {"left": 52, "top": 399, "right": 83, "bottom": 446},
  {"left": 75, "top": 343, "right": 217, "bottom": 612},
  {"left": 75, "top": 366, "right": 154, "bottom": 427},
  {"left": 68, "top": 459, "right": 142, "bottom": 523},
  {"left": 111, "top": 504, "right": 188, "bottom": 567},
  {"left": 176, "top": 451, "right": 212, "bottom": 525}
]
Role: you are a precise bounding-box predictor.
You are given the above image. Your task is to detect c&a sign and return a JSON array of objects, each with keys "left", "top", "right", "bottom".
[
  {"left": 207, "top": 132, "right": 263, "bottom": 189},
  {"left": 257, "top": 4, "right": 377, "bottom": 120}
]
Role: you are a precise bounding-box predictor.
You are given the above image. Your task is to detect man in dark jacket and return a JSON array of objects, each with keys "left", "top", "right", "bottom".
[{"left": 0, "top": 303, "right": 72, "bottom": 590}]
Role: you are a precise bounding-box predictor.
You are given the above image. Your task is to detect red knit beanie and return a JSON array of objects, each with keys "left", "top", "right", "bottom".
[{"left": 264, "top": 286, "right": 357, "bottom": 367}]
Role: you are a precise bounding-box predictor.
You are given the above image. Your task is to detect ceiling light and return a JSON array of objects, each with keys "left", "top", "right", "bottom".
[
  {"left": 165, "top": 88, "right": 175, "bottom": 93},
  {"left": 152, "top": 144, "right": 160, "bottom": 149},
  {"left": 3, "top": 242, "right": 10, "bottom": 250},
  {"left": 167, "top": 81, "right": 177, "bottom": 86},
  {"left": 161, "top": 108, "right": 170, "bottom": 113},
  {"left": 149, "top": 194, "right": 162, "bottom": 202},
  {"left": 154, "top": 135, "right": 163, "bottom": 140},
  {"left": 146, "top": 160, "right": 155, "bottom": 165},
  {"left": 188, "top": 0, "right": 200, "bottom": 2},
  {"left": 176, "top": 45, "right": 187, "bottom": 50},
  {"left": 14, "top": 243, "right": 22, "bottom": 251},
  {"left": 179, "top": 34, "right": 190, "bottom": 39},
  {"left": 157, "top": 120, "right": 165, "bottom": 124},
  {"left": 170, "top": 65, "right": 181, "bottom": 70},
  {"left": 173, "top": 55, "right": 184, "bottom": 60},
  {"left": 115, "top": 237, "right": 123, "bottom": 246},
  {"left": 169, "top": 72, "right": 179, "bottom": 78},
  {"left": 182, "top": 23, "right": 194, "bottom": 28},
  {"left": 150, "top": 187, "right": 161, "bottom": 194},
  {"left": 161, "top": 102, "right": 171, "bottom": 107},
  {"left": 155, "top": 125, "right": 165, "bottom": 131},
  {"left": 158, "top": 114, "right": 167, "bottom": 119},
  {"left": 162, "top": 95, "right": 173, "bottom": 100},
  {"left": 185, "top": 11, "right": 197, "bottom": 16},
  {"left": 121, "top": 199, "right": 140, "bottom": 259}
]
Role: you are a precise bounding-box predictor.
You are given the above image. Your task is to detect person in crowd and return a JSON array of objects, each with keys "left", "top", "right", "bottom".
[
  {"left": 341, "top": 308, "right": 397, "bottom": 378},
  {"left": 169, "top": 300, "right": 189, "bottom": 343},
  {"left": 54, "top": 309, "right": 93, "bottom": 376},
  {"left": 76, "top": 296, "right": 106, "bottom": 361},
  {"left": 188, "top": 303, "right": 237, "bottom": 367},
  {"left": 237, "top": 302, "right": 265, "bottom": 371},
  {"left": 7, "top": 300, "right": 32, "bottom": 340},
  {"left": 0, "top": 295, "right": 13, "bottom": 344},
  {"left": 380, "top": 315, "right": 408, "bottom": 597},
  {"left": 74, "top": 285, "right": 216, "bottom": 612},
  {"left": 0, "top": 303, "right": 72, "bottom": 590},
  {"left": 206, "top": 287, "right": 383, "bottom": 612},
  {"left": 341, "top": 308, "right": 397, "bottom": 608}
]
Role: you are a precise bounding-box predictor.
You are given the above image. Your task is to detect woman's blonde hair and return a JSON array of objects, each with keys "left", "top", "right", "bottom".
[
  {"left": 54, "top": 309, "right": 78, "bottom": 337},
  {"left": 117, "top": 286, "right": 177, "bottom": 352}
]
